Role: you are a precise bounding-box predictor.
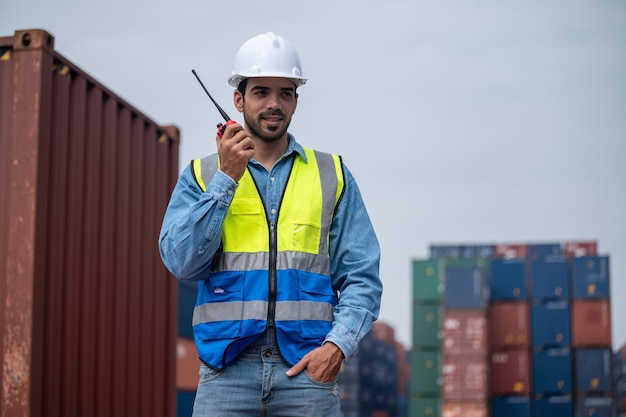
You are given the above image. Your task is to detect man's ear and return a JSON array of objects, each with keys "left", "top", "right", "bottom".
[{"left": 233, "top": 90, "right": 244, "bottom": 112}]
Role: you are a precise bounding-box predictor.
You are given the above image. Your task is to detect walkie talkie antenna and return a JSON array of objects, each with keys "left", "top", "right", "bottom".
[{"left": 192, "top": 69, "right": 231, "bottom": 122}]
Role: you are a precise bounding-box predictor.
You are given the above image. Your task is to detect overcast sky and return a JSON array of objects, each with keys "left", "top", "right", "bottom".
[{"left": 3, "top": 1, "right": 625, "bottom": 351}]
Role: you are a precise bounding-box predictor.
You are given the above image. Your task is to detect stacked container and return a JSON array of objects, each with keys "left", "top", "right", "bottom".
[
  {"left": 410, "top": 258, "right": 444, "bottom": 417},
  {"left": 489, "top": 252, "right": 532, "bottom": 417},
  {"left": 615, "top": 344, "right": 626, "bottom": 416},
  {"left": 176, "top": 282, "right": 200, "bottom": 417},
  {"left": 570, "top": 253, "right": 615, "bottom": 417},
  {"left": 441, "top": 258, "right": 490, "bottom": 417},
  {"left": 528, "top": 248, "right": 574, "bottom": 416},
  {"left": 411, "top": 240, "right": 616, "bottom": 417}
]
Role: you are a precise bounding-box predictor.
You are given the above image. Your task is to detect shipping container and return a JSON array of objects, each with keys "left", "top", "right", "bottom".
[
  {"left": 444, "top": 258, "right": 488, "bottom": 310},
  {"left": 575, "top": 348, "right": 613, "bottom": 393},
  {"left": 494, "top": 243, "right": 529, "bottom": 259},
  {"left": 410, "top": 351, "right": 441, "bottom": 395},
  {"left": 176, "top": 338, "right": 200, "bottom": 392},
  {"left": 176, "top": 391, "right": 195, "bottom": 417},
  {"left": 575, "top": 396, "right": 614, "bottom": 417},
  {"left": 532, "top": 347, "right": 573, "bottom": 394},
  {"left": 530, "top": 300, "right": 571, "bottom": 347},
  {"left": 359, "top": 333, "right": 399, "bottom": 416},
  {"left": 490, "top": 349, "right": 531, "bottom": 395},
  {"left": 489, "top": 258, "right": 527, "bottom": 301},
  {"left": 528, "top": 256, "right": 570, "bottom": 300},
  {"left": 490, "top": 302, "right": 529, "bottom": 348},
  {"left": 562, "top": 241, "right": 597, "bottom": 258},
  {"left": 413, "top": 259, "right": 444, "bottom": 303},
  {"left": 429, "top": 243, "right": 496, "bottom": 259},
  {"left": 339, "top": 349, "right": 361, "bottom": 415},
  {"left": 0, "top": 28, "right": 179, "bottom": 417},
  {"left": 413, "top": 303, "right": 442, "bottom": 349},
  {"left": 430, "top": 244, "right": 463, "bottom": 258},
  {"left": 441, "top": 402, "right": 488, "bottom": 417},
  {"left": 409, "top": 396, "right": 440, "bottom": 417},
  {"left": 533, "top": 395, "right": 573, "bottom": 417},
  {"left": 441, "top": 353, "right": 489, "bottom": 401},
  {"left": 528, "top": 242, "right": 562, "bottom": 260},
  {"left": 442, "top": 310, "right": 488, "bottom": 355},
  {"left": 616, "top": 379, "right": 626, "bottom": 415},
  {"left": 572, "top": 255, "right": 610, "bottom": 299},
  {"left": 615, "top": 344, "right": 626, "bottom": 380},
  {"left": 178, "top": 281, "right": 198, "bottom": 339},
  {"left": 491, "top": 396, "right": 531, "bottom": 417},
  {"left": 571, "top": 300, "right": 612, "bottom": 347}
]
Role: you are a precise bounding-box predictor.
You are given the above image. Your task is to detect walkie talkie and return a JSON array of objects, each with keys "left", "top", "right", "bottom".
[{"left": 191, "top": 69, "right": 236, "bottom": 138}]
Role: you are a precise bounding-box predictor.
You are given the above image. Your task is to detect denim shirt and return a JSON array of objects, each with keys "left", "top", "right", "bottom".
[{"left": 158, "top": 134, "right": 382, "bottom": 360}]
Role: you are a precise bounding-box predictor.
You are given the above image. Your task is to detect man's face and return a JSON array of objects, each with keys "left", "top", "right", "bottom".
[{"left": 235, "top": 77, "right": 298, "bottom": 143}]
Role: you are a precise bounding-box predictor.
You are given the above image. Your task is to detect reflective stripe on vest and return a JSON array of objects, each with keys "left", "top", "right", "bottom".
[{"left": 191, "top": 148, "right": 344, "bottom": 368}]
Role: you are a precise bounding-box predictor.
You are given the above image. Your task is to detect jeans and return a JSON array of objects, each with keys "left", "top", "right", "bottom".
[{"left": 192, "top": 340, "right": 341, "bottom": 416}]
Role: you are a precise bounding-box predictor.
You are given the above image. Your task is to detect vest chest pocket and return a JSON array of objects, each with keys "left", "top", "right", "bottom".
[
  {"left": 291, "top": 222, "right": 321, "bottom": 254},
  {"left": 194, "top": 274, "right": 245, "bottom": 339}
]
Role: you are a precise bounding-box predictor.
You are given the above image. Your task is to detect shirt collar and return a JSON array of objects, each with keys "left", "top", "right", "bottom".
[{"left": 286, "top": 133, "right": 308, "bottom": 163}]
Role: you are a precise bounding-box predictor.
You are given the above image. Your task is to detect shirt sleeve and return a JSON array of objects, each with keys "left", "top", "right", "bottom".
[
  {"left": 323, "top": 164, "right": 383, "bottom": 361},
  {"left": 158, "top": 163, "right": 238, "bottom": 281}
]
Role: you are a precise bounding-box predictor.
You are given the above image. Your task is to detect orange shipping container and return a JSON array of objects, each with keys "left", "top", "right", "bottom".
[
  {"left": 494, "top": 244, "right": 529, "bottom": 259},
  {"left": 176, "top": 338, "right": 201, "bottom": 392},
  {"left": 442, "top": 402, "right": 489, "bottom": 417},
  {"left": 443, "top": 310, "right": 488, "bottom": 354},
  {"left": 490, "top": 348, "right": 531, "bottom": 395},
  {"left": 490, "top": 302, "right": 529, "bottom": 348},
  {"left": 562, "top": 241, "right": 597, "bottom": 258},
  {"left": 572, "top": 300, "right": 612, "bottom": 347},
  {"left": 0, "top": 29, "right": 179, "bottom": 417},
  {"left": 442, "top": 353, "right": 489, "bottom": 401}
]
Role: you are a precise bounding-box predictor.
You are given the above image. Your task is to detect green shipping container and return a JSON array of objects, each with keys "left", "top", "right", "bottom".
[
  {"left": 409, "top": 396, "right": 440, "bottom": 417},
  {"left": 412, "top": 303, "right": 441, "bottom": 348},
  {"left": 412, "top": 259, "right": 443, "bottom": 303},
  {"left": 410, "top": 351, "right": 441, "bottom": 395}
]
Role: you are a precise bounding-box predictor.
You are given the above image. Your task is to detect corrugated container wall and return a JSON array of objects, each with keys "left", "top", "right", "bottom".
[{"left": 0, "top": 29, "right": 179, "bottom": 417}]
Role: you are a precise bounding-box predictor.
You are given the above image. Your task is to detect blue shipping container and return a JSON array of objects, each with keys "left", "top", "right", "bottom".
[
  {"left": 576, "top": 396, "right": 614, "bottom": 417},
  {"left": 534, "top": 395, "right": 573, "bottom": 417},
  {"left": 531, "top": 301, "right": 571, "bottom": 347},
  {"left": 178, "top": 281, "right": 198, "bottom": 339},
  {"left": 532, "top": 348, "right": 573, "bottom": 394},
  {"left": 528, "top": 242, "right": 562, "bottom": 260},
  {"left": 177, "top": 390, "right": 196, "bottom": 417},
  {"left": 430, "top": 244, "right": 463, "bottom": 258},
  {"left": 444, "top": 265, "right": 487, "bottom": 309},
  {"left": 490, "top": 258, "right": 527, "bottom": 301},
  {"left": 529, "top": 256, "right": 570, "bottom": 300},
  {"left": 491, "top": 396, "right": 531, "bottom": 417},
  {"left": 572, "top": 256, "right": 611, "bottom": 299},
  {"left": 575, "top": 348, "right": 613, "bottom": 393},
  {"left": 461, "top": 244, "right": 495, "bottom": 258}
]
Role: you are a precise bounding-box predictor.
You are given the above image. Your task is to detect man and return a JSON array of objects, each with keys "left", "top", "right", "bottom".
[{"left": 159, "top": 32, "right": 382, "bottom": 417}]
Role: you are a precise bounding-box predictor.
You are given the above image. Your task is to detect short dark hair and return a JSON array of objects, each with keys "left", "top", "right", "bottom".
[{"left": 237, "top": 79, "right": 249, "bottom": 98}]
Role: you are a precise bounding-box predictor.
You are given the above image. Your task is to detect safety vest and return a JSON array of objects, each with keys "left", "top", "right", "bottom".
[{"left": 191, "top": 148, "right": 345, "bottom": 369}]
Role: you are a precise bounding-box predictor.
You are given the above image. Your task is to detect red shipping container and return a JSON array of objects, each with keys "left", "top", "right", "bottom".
[
  {"left": 443, "top": 310, "right": 488, "bottom": 354},
  {"left": 442, "top": 402, "right": 489, "bottom": 417},
  {"left": 442, "top": 353, "right": 489, "bottom": 401},
  {"left": 562, "top": 241, "right": 598, "bottom": 257},
  {"left": 494, "top": 243, "right": 529, "bottom": 259},
  {"left": 491, "top": 349, "right": 531, "bottom": 395},
  {"left": 490, "top": 302, "right": 529, "bottom": 348},
  {"left": 176, "top": 338, "right": 200, "bottom": 392},
  {"left": 572, "top": 300, "right": 612, "bottom": 347}
]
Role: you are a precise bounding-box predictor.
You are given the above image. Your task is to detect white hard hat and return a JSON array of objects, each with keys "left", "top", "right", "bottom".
[{"left": 228, "top": 32, "right": 307, "bottom": 88}]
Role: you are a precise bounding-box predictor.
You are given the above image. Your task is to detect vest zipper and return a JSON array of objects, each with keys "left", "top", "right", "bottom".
[{"left": 268, "top": 221, "right": 277, "bottom": 329}]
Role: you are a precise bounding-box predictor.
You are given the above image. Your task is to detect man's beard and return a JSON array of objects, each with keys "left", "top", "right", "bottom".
[{"left": 243, "top": 109, "right": 291, "bottom": 143}]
